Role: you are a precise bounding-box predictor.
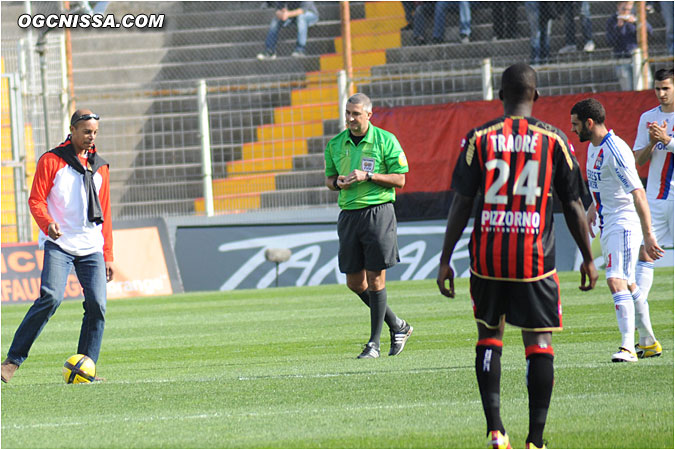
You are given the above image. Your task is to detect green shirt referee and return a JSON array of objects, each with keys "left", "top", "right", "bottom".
[{"left": 324, "top": 93, "right": 413, "bottom": 359}]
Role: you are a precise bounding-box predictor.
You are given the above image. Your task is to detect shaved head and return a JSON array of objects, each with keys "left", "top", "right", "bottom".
[
  {"left": 500, "top": 63, "right": 538, "bottom": 105},
  {"left": 70, "top": 109, "right": 99, "bottom": 128}
]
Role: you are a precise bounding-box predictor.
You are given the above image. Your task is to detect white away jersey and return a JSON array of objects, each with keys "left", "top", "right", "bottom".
[
  {"left": 586, "top": 131, "right": 642, "bottom": 231},
  {"left": 633, "top": 105, "right": 674, "bottom": 200}
]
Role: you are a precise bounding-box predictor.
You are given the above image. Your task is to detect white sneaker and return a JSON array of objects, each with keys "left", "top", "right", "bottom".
[
  {"left": 583, "top": 40, "right": 595, "bottom": 52},
  {"left": 256, "top": 51, "right": 276, "bottom": 60},
  {"left": 612, "top": 347, "right": 638, "bottom": 362},
  {"left": 558, "top": 44, "right": 576, "bottom": 54}
]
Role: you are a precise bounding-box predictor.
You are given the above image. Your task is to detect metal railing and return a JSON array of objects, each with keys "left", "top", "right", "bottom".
[{"left": 1, "top": 0, "right": 673, "bottom": 242}]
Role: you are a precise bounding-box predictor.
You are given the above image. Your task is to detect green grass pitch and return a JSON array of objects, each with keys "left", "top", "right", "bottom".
[{"left": 2, "top": 268, "right": 673, "bottom": 448}]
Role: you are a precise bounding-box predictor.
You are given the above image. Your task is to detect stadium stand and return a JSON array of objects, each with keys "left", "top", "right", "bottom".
[
  {"left": 1, "top": 55, "right": 38, "bottom": 243},
  {"left": 1, "top": 1, "right": 671, "bottom": 221}
]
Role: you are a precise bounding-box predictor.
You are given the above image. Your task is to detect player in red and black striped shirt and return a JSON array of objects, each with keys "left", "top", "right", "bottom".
[{"left": 437, "top": 63, "right": 598, "bottom": 449}]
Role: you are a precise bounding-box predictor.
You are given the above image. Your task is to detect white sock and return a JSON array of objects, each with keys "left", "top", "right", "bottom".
[
  {"left": 632, "top": 287, "right": 656, "bottom": 346},
  {"left": 613, "top": 291, "right": 635, "bottom": 352},
  {"left": 635, "top": 261, "right": 654, "bottom": 301}
]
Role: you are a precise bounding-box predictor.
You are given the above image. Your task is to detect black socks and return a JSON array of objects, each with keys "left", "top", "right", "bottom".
[
  {"left": 475, "top": 339, "right": 505, "bottom": 435},
  {"left": 357, "top": 289, "right": 400, "bottom": 333},
  {"left": 525, "top": 346, "right": 554, "bottom": 448}
]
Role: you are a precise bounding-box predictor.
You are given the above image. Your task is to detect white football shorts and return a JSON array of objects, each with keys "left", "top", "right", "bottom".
[
  {"left": 647, "top": 197, "right": 674, "bottom": 248},
  {"left": 601, "top": 223, "right": 642, "bottom": 282}
]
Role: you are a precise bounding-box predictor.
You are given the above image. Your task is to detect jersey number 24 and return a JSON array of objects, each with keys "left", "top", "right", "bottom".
[{"left": 485, "top": 159, "right": 542, "bottom": 206}]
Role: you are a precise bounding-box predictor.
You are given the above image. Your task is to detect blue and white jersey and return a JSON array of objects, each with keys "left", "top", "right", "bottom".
[
  {"left": 633, "top": 105, "right": 674, "bottom": 201},
  {"left": 586, "top": 130, "right": 642, "bottom": 232}
]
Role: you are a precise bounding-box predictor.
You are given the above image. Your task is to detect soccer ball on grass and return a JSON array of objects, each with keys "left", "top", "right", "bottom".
[{"left": 62, "top": 354, "right": 96, "bottom": 384}]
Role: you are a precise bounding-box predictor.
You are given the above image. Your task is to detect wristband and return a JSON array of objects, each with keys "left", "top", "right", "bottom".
[
  {"left": 666, "top": 137, "right": 674, "bottom": 152},
  {"left": 333, "top": 178, "right": 341, "bottom": 190}
]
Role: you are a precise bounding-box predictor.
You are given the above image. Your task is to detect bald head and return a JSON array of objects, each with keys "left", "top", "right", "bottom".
[{"left": 500, "top": 63, "right": 538, "bottom": 106}]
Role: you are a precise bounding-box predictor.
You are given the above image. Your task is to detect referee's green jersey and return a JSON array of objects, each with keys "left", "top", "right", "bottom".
[{"left": 325, "top": 124, "right": 409, "bottom": 210}]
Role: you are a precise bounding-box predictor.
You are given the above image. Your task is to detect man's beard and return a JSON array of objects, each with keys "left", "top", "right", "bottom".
[{"left": 577, "top": 127, "right": 592, "bottom": 142}]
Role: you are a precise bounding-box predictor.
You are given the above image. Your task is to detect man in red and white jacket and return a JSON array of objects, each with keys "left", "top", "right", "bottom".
[{"left": 2, "top": 109, "right": 113, "bottom": 383}]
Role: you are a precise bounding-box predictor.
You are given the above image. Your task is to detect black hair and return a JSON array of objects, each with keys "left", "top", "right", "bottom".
[
  {"left": 500, "top": 63, "right": 537, "bottom": 103},
  {"left": 570, "top": 98, "right": 606, "bottom": 124},
  {"left": 655, "top": 67, "right": 674, "bottom": 83}
]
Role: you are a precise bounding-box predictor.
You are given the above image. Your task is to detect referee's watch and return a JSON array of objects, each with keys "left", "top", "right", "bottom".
[{"left": 366, "top": 171, "right": 374, "bottom": 181}]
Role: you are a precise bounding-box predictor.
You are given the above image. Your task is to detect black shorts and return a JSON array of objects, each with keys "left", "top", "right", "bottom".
[
  {"left": 469, "top": 272, "right": 562, "bottom": 331},
  {"left": 337, "top": 202, "right": 399, "bottom": 273}
]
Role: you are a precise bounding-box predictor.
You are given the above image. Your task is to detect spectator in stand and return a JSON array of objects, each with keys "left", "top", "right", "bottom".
[
  {"left": 411, "top": 2, "right": 435, "bottom": 45},
  {"left": 525, "top": 1, "right": 557, "bottom": 64},
  {"left": 411, "top": 1, "right": 471, "bottom": 45},
  {"left": 401, "top": 1, "right": 414, "bottom": 31},
  {"left": 491, "top": 2, "right": 519, "bottom": 41},
  {"left": 256, "top": 1, "right": 319, "bottom": 59},
  {"left": 73, "top": 1, "right": 109, "bottom": 15},
  {"left": 606, "top": 1, "right": 652, "bottom": 90},
  {"left": 558, "top": 2, "right": 595, "bottom": 53},
  {"left": 659, "top": 1, "right": 674, "bottom": 54},
  {"left": 433, "top": 1, "right": 472, "bottom": 44}
]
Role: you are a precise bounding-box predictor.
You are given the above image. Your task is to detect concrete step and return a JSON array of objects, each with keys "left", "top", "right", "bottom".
[
  {"left": 74, "top": 39, "right": 335, "bottom": 68},
  {"left": 227, "top": 155, "right": 295, "bottom": 176},
  {"left": 538, "top": 81, "right": 621, "bottom": 96},
  {"left": 260, "top": 186, "right": 338, "bottom": 209},
  {"left": 206, "top": 89, "right": 294, "bottom": 113},
  {"left": 69, "top": 20, "right": 344, "bottom": 52},
  {"left": 363, "top": 63, "right": 618, "bottom": 100},
  {"left": 171, "top": 2, "right": 363, "bottom": 29},
  {"left": 212, "top": 173, "right": 277, "bottom": 196},
  {"left": 274, "top": 102, "right": 339, "bottom": 124},
  {"left": 73, "top": 55, "right": 321, "bottom": 88},
  {"left": 307, "top": 136, "right": 332, "bottom": 154},
  {"left": 373, "top": 91, "right": 486, "bottom": 108},
  {"left": 364, "top": 75, "right": 484, "bottom": 99},
  {"left": 180, "top": 1, "right": 365, "bottom": 14},
  {"left": 75, "top": 89, "right": 292, "bottom": 119},
  {"left": 257, "top": 120, "right": 324, "bottom": 141},
  {"left": 141, "top": 125, "right": 256, "bottom": 148},
  {"left": 292, "top": 153, "right": 325, "bottom": 171},
  {"left": 70, "top": 30, "right": 168, "bottom": 52},
  {"left": 322, "top": 119, "right": 341, "bottom": 138},
  {"left": 181, "top": 1, "right": 274, "bottom": 13},
  {"left": 275, "top": 170, "right": 325, "bottom": 190},
  {"left": 242, "top": 138, "right": 307, "bottom": 160},
  {"left": 143, "top": 109, "right": 274, "bottom": 133},
  {"left": 165, "top": 22, "right": 343, "bottom": 47}
]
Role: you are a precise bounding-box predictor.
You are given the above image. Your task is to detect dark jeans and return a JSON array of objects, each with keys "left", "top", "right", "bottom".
[
  {"left": 562, "top": 1, "right": 593, "bottom": 45},
  {"left": 7, "top": 241, "right": 107, "bottom": 365}
]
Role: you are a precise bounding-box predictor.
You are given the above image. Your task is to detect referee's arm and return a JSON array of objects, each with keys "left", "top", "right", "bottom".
[{"left": 326, "top": 175, "right": 341, "bottom": 191}]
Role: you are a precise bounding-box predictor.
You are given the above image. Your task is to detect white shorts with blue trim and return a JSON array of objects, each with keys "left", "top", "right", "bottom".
[
  {"left": 601, "top": 222, "right": 642, "bottom": 282},
  {"left": 647, "top": 197, "right": 674, "bottom": 248}
]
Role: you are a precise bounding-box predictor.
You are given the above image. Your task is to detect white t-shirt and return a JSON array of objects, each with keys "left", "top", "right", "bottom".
[
  {"left": 633, "top": 105, "right": 674, "bottom": 201},
  {"left": 587, "top": 130, "right": 643, "bottom": 233}
]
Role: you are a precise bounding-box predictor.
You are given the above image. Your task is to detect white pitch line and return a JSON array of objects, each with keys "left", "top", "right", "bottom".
[
  {"left": 3, "top": 400, "right": 479, "bottom": 430},
  {"left": 3, "top": 359, "right": 671, "bottom": 431},
  {"left": 4, "top": 387, "right": 638, "bottom": 431}
]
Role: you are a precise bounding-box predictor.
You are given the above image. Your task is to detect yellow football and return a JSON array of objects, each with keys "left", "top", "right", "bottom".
[{"left": 62, "top": 354, "right": 96, "bottom": 384}]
